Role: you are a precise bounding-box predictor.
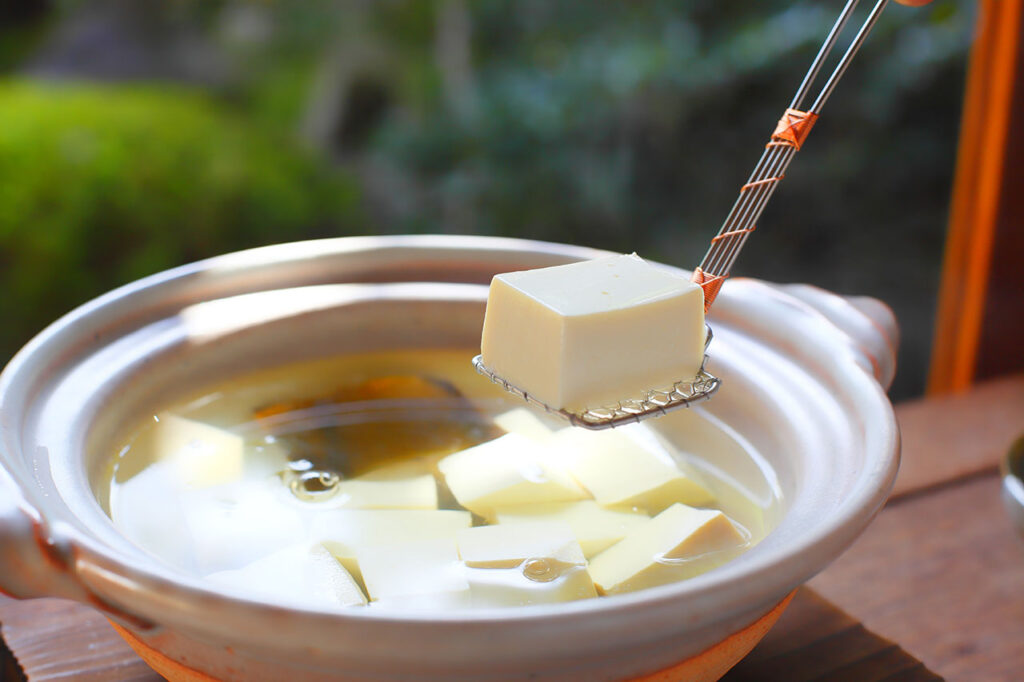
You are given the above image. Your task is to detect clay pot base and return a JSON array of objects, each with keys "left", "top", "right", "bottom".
[
  {"left": 110, "top": 591, "right": 794, "bottom": 682},
  {"left": 625, "top": 591, "right": 794, "bottom": 682}
]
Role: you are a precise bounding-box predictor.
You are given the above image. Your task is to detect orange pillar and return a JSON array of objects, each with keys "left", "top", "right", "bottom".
[{"left": 928, "top": 0, "right": 1024, "bottom": 394}]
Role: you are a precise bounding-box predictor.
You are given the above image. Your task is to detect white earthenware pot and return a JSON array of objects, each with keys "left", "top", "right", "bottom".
[{"left": 0, "top": 235, "right": 899, "bottom": 681}]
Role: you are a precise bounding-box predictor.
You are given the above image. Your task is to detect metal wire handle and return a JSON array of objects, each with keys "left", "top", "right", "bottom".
[{"left": 692, "top": 0, "right": 890, "bottom": 311}]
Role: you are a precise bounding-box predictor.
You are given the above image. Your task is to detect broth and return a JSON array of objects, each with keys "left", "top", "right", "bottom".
[{"left": 103, "top": 349, "right": 778, "bottom": 611}]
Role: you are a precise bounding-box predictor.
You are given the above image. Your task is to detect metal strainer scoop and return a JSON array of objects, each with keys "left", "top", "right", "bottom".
[{"left": 476, "top": 0, "right": 919, "bottom": 429}]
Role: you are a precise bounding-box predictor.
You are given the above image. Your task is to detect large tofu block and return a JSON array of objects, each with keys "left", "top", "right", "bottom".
[
  {"left": 206, "top": 543, "right": 366, "bottom": 609},
  {"left": 480, "top": 253, "right": 705, "bottom": 411},
  {"left": 326, "top": 474, "right": 438, "bottom": 510},
  {"left": 465, "top": 564, "right": 597, "bottom": 607},
  {"left": 554, "top": 427, "right": 714, "bottom": 514},
  {"left": 588, "top": 503, "right": 748, "bottom": 595},
  {"left": 438, "top": 434, "right": 587, "bottom": 519},
  {"left": 132, "top": 414, "right": 244, "bottom": 488},
  {"left": 310, "top": 509, "right": 472, "bottom": 583},
  {"left": 357, "top": 538, "right": 470, "bottom": 611},
  {"left": 456, "top": 522, "right": 586, "bottom": 568},
  {"left": 495, "top": 500, "right": 648, "bottom": 558}
]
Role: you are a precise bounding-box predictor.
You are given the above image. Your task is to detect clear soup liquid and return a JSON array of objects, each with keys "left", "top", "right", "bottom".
[{"left": 104, "top": 349, "right": 779, "bottom": 611}]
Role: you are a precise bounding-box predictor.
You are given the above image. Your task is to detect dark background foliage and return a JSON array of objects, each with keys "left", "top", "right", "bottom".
[{"left": 0, "top": 0, "right": 974, "bottom": 399}]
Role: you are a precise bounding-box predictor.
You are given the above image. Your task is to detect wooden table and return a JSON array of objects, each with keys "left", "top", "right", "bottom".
[
  {"left": 808, "top": 374, "right": 1024, "bottom": 681},
  {"left": 2, "top": 374, "right": 1023, "bottom": 681}
]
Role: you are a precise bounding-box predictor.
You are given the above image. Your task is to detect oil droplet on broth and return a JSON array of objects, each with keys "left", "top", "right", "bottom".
[
  {"left": 522, "top": 557, "right": 575, "bottom": 583},
  {"left": 288, "top": 469, "right": 342, "bottom": 501}
]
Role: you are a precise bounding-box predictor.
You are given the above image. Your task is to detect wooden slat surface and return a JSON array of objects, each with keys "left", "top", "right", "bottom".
[
  {"left": 724, "top": 589, "right": 940, "bottom": 682},
  {"left": 1, "top": 622, "right": 24, "bottom": 682},
  {"left": 892, "top": 373, "right": 1024, "bottom": 498},
  {"left": 812, "top": 373, "right": 1024, "bottom": 681},
  {"left": 0, "top": 596, "right": 158, "bottom": 681},
  {"left": 811, "top": 474, "right": 1024, "bottom": 682}
]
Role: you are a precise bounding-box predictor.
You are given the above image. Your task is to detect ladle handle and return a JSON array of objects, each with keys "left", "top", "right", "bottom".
[
  {"left": 692, "top": 0, "right": 933, "bottom": 311},
  {"left": 691, "top": 0, "right": 886, "bottom": 311}
]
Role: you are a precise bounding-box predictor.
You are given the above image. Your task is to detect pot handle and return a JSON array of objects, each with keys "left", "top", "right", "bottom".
[
  {"left": 0, "top": 468, "right": 89, "bottom": 602},
  {"left": 778, "top": 284, "right": 899, "bottom": 390}
]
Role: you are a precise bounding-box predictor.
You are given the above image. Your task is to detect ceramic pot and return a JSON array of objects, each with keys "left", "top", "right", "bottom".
[{"left": 0, "top": 235, "right": 899, "bottom": 681}]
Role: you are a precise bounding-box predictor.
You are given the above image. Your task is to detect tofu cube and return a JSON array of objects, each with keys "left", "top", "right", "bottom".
[
  {"left": 480, "top": 253, "right": 705, "bottom": 411},
  {"left": 438, "top": 434, "right": 587, "bottom": 519},
  {"left": 554, "top": 427, "right": 714, "bottom": 513},
  {"left": 495, "top": 500, "right": 648, "bottom": 558},
  {"left": 357, "top": 538, "right": 471, "bottom": 611},
  {"left": 205, "top": 543, "right": 366, "bottom": 609},
  {"left": 492, "top": 408, "right": 555, "bottom": 442},
  {"left": 310, "top": 509, "right": 472, "bottom": 584},
  {"left": 465, "top": 564, "right": 597, "bottom": 607},
  {"left": 457, "top": 522, "right": 595, "bottom": 607},
  {"left": 325, "top": 474, "right": 438, "bottom": 510},
  {"left": 111, "top": 461, "right": 196, "bottom": 572},
  {"left": 456, "top": 522, "right": 586, "bottom": 568},
  {"left": 588, "top": 503, "right": 749, "bottom": 595},
  {"left": 132, "top": 413, "right": 244, "bottom": 488},
  {"left": 355, "top": 456, "right": 442, "bottom": 481},
  {"left": 180, "top": 480, "right": 307, "bottom": 574}
]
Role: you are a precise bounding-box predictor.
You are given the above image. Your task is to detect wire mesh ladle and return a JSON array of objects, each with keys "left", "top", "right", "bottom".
[{"left": 475, "top": 0, "right": 900, "bottom": 429}]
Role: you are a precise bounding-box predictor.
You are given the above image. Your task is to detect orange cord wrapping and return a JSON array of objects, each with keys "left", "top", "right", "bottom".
[
  {"left": 767, "top": 108, "right": 819, "bottom": 150},
  {"left": 691, "top": 267, "right": 727, "bottom": 313},
  {"left": 711, "top": 226, "right": 756, "bottom": 243},
  {"left": 741, "top": 176, "right": 784, "bottom": 191},
  {"left": 695, "top": 108, "right": 818, "bottom": 315}
]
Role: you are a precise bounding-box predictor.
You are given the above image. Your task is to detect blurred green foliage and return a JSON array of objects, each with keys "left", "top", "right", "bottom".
[
  {"left": 0, "top": 80, "right": 360, "bottom": 359},
  {"left": 0, "top": 0, "right": 975, "bottom": 398},
  {"left": 359, "top": 1, "right": 969, "bottom": 246},
  {"left": 338, "top": 0, "right": 972, "bottom": 398}
]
